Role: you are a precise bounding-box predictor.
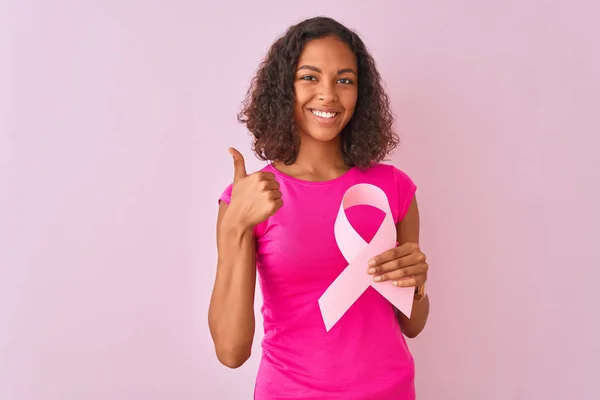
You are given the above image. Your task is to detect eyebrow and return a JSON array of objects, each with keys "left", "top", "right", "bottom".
[{"left": 297, "top": 65, "right": 357, "bottom": 75}]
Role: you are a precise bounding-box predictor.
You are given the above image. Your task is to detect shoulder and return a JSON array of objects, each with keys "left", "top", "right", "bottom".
[
  {"left": 358, "top": 163, "right": 415, "bottom": 186},
  {"left": 358, "top": 162, "right": 417, "bottom": 223}
]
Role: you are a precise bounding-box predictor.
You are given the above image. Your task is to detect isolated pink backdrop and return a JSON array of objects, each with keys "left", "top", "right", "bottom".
[{"left": 1, "top": 1, "right": 599, "bottom": 399}]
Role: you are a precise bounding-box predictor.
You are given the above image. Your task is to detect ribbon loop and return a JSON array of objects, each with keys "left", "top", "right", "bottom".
[{"left": 318, "top": 184, "right": 414, "bottom": 332}]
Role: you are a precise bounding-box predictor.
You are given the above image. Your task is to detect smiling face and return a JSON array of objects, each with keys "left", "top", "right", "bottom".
[{"left": 293, "top": 36, "right": 358, "bottom": 144}]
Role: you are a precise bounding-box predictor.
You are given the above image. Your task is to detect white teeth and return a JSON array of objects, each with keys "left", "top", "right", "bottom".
[{"left": 311, "top": 110, "right": 337, "bottom": 119}]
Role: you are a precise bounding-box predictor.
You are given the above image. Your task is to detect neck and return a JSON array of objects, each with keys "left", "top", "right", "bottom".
[
  {"left": 273, "top": 133, "right": 351, "bottom": 181},
  {"left": 296, "top": 134, "right": 347, "bottom": 170}
]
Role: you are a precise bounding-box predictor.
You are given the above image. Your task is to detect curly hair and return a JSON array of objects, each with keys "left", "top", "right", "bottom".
[{"left": 237, "top": 16, "right": 399, "bottom": 169}]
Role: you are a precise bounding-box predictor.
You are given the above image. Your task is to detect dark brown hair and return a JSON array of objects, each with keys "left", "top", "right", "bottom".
[{"left": 237, "top": 16, "right": 399, "bottom": 169}]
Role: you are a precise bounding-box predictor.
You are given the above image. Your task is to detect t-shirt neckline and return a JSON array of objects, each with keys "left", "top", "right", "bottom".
[{"left": 266, "top": 163, "right": 358, "bottom": 186}]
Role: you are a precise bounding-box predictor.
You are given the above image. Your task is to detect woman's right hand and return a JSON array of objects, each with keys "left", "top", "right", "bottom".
[{"left": 226, "top": 147, "right": 283, "bottom": 229}]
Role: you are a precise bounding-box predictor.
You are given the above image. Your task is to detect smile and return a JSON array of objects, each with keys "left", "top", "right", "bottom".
[{"left": 310, "top": 109, "right": 339, "bottom": 119}]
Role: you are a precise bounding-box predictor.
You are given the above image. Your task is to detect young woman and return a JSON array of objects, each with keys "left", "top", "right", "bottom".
[{"left": 209, "top": 16, "right": 430, "bottom": 400}]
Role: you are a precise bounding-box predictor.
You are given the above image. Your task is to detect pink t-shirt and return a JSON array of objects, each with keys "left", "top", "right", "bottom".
[{"left": 219, "top": 163, "right": 418, "bottom": 400}]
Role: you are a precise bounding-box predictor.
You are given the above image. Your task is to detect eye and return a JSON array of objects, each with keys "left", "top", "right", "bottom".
[
  {"left": 337, "top": 78, "right": 354, "bottom": 84},
  {"left": 299, "top": 75, "right": 317, "bottom": 81}
]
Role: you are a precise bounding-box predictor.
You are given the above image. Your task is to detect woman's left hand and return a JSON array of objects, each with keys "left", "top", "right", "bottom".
[{"left": 367, "top": 242, "right": 428, "bottom": 287}]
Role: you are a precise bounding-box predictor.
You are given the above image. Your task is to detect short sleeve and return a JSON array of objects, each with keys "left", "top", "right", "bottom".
[
  {"left": 219, "top": 183, "right": 233, "bottom": 205},
  {"left": 392, "top": 166, "right": 417, "bottom": 223}
]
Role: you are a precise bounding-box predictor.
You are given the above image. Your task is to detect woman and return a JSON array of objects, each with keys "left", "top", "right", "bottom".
[{"left": 209, "top": 16, "right": 430, "bottom": 400}]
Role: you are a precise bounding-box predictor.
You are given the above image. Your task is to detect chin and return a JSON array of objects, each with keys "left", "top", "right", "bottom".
[{"left": 302, "top": 128, "right": 342, "bottom": 143}]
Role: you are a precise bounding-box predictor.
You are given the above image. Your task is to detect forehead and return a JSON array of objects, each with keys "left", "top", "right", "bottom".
[{"left": 297, "top": 36, "right": 357, "bottom": 69}]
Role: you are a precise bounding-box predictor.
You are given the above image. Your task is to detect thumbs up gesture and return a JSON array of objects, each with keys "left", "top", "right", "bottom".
[{"left": 227, "top": 148, "right": 283, "bottom": 229}]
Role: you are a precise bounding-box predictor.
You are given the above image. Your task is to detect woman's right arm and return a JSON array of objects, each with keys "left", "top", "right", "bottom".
[
  {"left": 208, "top": 201, "right": 257, "bottom": 369},
  {"left": 208, "top": 148, "right": 282, "bottom": 368}
]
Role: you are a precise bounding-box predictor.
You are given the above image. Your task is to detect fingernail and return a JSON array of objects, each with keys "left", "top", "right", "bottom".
[
  {"left": 368, "top": 259, "right": 376, "bottom": 267},
  {"left": 373, "top": 276, "right": 382, "bottom": 282},
  {"left": 367, "top": 268, "right": 376, "bottom": 274}
]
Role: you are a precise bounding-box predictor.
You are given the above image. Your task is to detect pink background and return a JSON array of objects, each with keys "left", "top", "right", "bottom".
[{"left": 2, "top": 1, "right": 599, "bottom": 399}]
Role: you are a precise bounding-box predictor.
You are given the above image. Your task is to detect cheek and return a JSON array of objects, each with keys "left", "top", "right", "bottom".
[
  {"left": 294, "top": 84, "right": 312, "bottom": 106},
  {"left": 343, "top": 92, "right": 358, "bottom": 117},
  {"left": 293, "top": 87, "right": 307, "bottom": 123}
]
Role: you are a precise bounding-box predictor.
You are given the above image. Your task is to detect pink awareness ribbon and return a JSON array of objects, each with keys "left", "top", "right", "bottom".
[{"left": 318, "top": 183, "right": 414, "bottom": 332}]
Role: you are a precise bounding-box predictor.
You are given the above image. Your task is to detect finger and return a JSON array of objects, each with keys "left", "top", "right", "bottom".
[
  {"left": 367, "top": 252, "right": 424, "bottom": 274},
  {"left": 272, "top": 198, "right": 283, "bottom": 212},
  {"left": 372, "top": 265, "right": 428, "bottom": 282},
  {"left": 392, "top": 274, "right": 427, "bottom": 287},
  {"left": 267, "top": 190, "right": 282, "bottom": 200},
  {"left": 368, "top": 242, "right": 419, "bottom": 267},
  {"left": 228, "top": 147, "right": 247, "bottom": 182},
  {"left": 263, "top": 180, "right": 280, "bottom": 190},
  {"left": 257, "top": 171, "right": 277, "bottom": 181}
]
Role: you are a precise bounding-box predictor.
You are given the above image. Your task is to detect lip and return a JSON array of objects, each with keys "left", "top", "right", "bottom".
[
  {"left": 308, "top": 107, "right": 341, "bottom": 113},
  {"left": 308, "top": 108, "right": 340, "bottom": 126}
]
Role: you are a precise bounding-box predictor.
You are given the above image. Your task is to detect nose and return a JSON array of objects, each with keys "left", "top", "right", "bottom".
[{"left": 317, "top": 81, "right": 338, "bottom": 103}]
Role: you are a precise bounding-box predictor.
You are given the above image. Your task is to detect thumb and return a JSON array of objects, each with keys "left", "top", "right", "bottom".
[{"left": 228, "top": 147, "right": 247, "bottom": 182}]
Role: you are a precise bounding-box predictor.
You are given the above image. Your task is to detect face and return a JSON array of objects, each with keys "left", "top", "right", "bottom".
[{"left": 293, "top": 36, "right": 358, "bottom": 143}]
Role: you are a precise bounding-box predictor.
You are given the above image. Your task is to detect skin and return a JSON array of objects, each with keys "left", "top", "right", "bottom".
[{"left": 208, "top": 36, "right": 429, "bottom": 369}]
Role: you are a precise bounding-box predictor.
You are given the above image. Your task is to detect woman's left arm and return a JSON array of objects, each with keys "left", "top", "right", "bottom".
[
  {"left": 367, "top": 196, "right": 430, "bottom": 338},
  {"left": 394, "top": 196, "right": 430, "bottom": 338}
]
